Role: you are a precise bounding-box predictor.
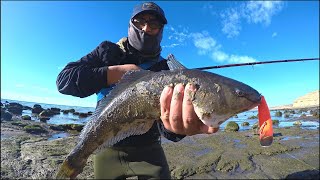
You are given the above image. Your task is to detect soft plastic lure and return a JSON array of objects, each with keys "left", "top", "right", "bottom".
[{"left": 258, "top": 96, "right": 273, "bottom": 146}]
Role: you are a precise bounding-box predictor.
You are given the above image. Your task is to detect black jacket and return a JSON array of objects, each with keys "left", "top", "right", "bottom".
[{"left": 56, "top": 39, "right": 185, "bottom": 146}]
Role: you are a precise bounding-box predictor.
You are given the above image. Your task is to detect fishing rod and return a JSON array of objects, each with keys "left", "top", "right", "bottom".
[{"left": 194, "top": 58, "right": 320, "bottom": 70}]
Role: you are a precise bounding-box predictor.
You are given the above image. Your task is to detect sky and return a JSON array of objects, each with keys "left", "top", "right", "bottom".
[{"left": 1, "top": 1, "right": 319, "bottom": 108}]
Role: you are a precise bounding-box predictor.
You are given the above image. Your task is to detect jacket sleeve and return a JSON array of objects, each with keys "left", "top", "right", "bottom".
[
  {"left": 157, "top": 121, "right": 186, "bottom": 142},
  {"left": 56, "top": 41, "right": 121, "bottom": 98}
]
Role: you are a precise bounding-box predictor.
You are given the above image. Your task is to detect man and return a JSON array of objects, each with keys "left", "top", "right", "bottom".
[{"left": 56, "top": 2, "right": 218, "bottom": 179}]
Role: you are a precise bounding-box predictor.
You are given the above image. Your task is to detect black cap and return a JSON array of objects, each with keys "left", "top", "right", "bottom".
[{"left": 131, "top": 2, "right": 167, "bottom": 24}]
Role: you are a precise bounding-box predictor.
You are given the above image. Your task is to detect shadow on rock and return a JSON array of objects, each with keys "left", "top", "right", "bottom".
[{"left": 285, "top": 169, "right": 320, "bottom": 179}]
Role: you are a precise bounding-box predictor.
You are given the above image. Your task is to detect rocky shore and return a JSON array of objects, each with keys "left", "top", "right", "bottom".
[{"left": 1, "top": 112, "right": 319, "bottom": 179}]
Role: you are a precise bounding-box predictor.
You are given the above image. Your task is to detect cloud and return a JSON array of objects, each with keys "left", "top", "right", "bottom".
[
  {"left": 221, "top": 8, "right": 242, "bottom": 38},
  {"left": 272, "top": 32, "right": 277, "bottom": 38},
  {"left": 190, "top": 31, "right": 257, "bottom": 64},
  {"left": 220, "top": 1, "right": 284, "bottom": 38},
  {"left": 164, "top": 27, "right": 257, "bottom": 64},
  {"left": 163, "top": 25, "right": 189, "bottom": 48},
  {"left": 190, "top": 31, "right": 219, "bottom": 55},
  {"left": 243, "top": 1, "right": 284, "bottom": 26}
]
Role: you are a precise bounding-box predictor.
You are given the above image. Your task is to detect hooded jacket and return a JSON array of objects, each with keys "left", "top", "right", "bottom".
[{"left": 56, "top": 38, "right": 185, "bottom": 146}]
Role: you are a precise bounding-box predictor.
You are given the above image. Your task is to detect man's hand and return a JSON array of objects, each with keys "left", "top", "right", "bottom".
[
  {"left": 160, "top": 83, "right": 219, "bottom": 136},
  {"left": 107, "top": 64, "right": 141, "bottom": 85}
]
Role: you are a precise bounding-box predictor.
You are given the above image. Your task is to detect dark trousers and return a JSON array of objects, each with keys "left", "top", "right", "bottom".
[{"left": 94, "top": 142, "right": 171, "bottom": 179}]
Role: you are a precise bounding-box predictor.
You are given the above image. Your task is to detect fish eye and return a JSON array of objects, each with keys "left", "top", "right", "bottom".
[{"left": 235, "top": 89, "right": 245, "bottom": 97}]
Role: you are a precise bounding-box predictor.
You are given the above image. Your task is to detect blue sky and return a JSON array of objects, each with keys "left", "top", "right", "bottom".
[{"left": 1, "top": 1, "right": 319, "bottom": 108}]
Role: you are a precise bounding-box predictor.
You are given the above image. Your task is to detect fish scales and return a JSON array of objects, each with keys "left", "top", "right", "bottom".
[{"left": 56, "top": 69, "right": 261, "bottom": 179}]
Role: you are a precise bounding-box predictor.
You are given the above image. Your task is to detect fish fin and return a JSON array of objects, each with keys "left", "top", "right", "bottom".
[
  {"left": 94, "top": 119, "right": 155, "bottom": 154},
  {"left": 167, "top": 54, "right": 187, "bottom": 70},
  {"left": 80, "top": 70, "right": 153, "bottom": 139},
  {"left": 55, "top": 158, "right": 80, "bottom": 179},
  {"left": 258, "top": 96, "right": 273, "bottom": 147}
]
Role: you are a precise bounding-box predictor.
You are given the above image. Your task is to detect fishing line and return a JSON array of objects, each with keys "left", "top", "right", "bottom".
[{"left": 284, "top": 151, "right": 319, "bottom": 171}]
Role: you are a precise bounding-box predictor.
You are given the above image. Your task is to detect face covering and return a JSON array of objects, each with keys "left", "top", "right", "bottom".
[{"left": 128, "top": 20, "right": 163, "bottom": 56}]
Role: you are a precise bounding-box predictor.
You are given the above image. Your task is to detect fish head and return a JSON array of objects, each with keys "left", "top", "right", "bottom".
[{"left": 190, "top": 71, "right": 261, "bottom": 128}]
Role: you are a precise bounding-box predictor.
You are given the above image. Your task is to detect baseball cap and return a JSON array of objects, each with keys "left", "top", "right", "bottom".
[{"left": 131, "top": 2, "right": 167, "bottom": 24}]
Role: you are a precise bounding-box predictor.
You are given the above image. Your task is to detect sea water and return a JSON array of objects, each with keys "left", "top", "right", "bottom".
[{"left": 1, "top": 98, "right": 319, "bottom": 130}]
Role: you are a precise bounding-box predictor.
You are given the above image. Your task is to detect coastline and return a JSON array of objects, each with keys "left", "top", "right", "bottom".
[{"left": 1, "top": 115, "right": 319, "bottom": 179}]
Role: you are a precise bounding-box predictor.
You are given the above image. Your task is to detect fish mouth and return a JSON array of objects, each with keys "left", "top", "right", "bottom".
[
  {"left": 245, "top": 94, "right": 262, "bottom": 111},
  {"left": 253, "top": 93, "right": 262, "bottom": 104}
]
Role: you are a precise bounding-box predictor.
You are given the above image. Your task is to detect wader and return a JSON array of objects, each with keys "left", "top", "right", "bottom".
[{"left": 94, "top": 142, "right": 171, "bottom": 179}]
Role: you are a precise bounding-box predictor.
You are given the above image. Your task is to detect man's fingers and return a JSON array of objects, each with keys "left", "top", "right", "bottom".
[
  {"left": 169, "top": 83, "right": 184, "bottom": 132},
  {"left": 182, "top": 83, "right": 198, "bottom": 131},
  {"left": 160, "top": 85, "right": 173, "bottom": 128},
  {"left": 200, "top": 125, "right": 219, "bottom": 134}
]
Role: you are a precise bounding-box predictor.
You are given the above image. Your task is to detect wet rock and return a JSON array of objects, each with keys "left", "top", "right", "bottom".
[
  {"left": 310, "top": 109, "right": 319, "bottom": 118},
  {"left": 61, "top": 109, "right": 76, "bottom": 114},
  {"left": 1, "top": 109, "right": 13, "bottom": 121},
  {"left": 32, "top": 105, "right": 44, "bottom": 114},
  {"left": 73, "top": 112, "right": 80, "bottom": 115},
  {"left": 11, "top": 121, "right": 28, "bottom": 127},
  {"left": 300, "top": 114, "right": 307, "bottom": 118},
  {"left": 293, "top": 121, "right": 302, "bottom": 126},
  {"left": 70, "top": 124, "right": 84, "bottom": 132},
  {"left": 58, "top": 124, "right": 84, "bottom": 132},
  {"left": 275, "top": 111, "right": 282, "bottom": 117},
  {"left": 61, "top": 110, "right": 69, "bottom": 114},
  {"left": 23, "top": 125, "right": 47, "bottom": 134},
  {"left": 252, "top": 122, "right": 259, "bottom": 135},
  {"left": 225, "top": 121, "right": 239, "bottom": 132},
  {"left": 79, "top": 112, "right": 89, "bottom": 118},
  {"left": 68, "top": 109, "right": 76, "bottom": 113},
  {"left": 39, "top": 117, "right": 50, "bottom": 122},
  {"left": 39, "top": 110, "right": 53, "bottom": 117},
  {"left": 23, "top": 106, "right": 32, "bottom": 110},
  {"left": 272, "top": 119, "right": 280, "bottom": 125},
  {"left": 22, "top": 115, "right": 31, "bottom": 120},
  {"left": 50, "top": 108, "right": 61, "bottom": 115},
  {"left": 6, "top": 102, "right": 23, "bottom": 115},
  {"left": 248, "top": 115, "right": 258, "bottom": 119},
  {"left": 241, "top": 122, "right": 250, "bottom": 126},
  {"left": 49, "top": 125, "right": 65, "bottom": 131}
]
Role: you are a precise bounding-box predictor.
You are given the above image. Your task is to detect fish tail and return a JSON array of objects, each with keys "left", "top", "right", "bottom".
[
  {"left": 56, "top": 159, "right": 79, "bottom": 179},
  {"left": 258, "top": 96, "right": 273, "bottom": 147}
]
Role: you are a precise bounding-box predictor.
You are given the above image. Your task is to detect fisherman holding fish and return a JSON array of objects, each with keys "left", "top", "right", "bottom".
[{"left": 57, "top": 2, "right": 219, "bottom": 179}]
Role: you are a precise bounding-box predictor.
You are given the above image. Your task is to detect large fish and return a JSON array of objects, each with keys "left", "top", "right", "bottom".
[{"left": 56, "top": 57, "right": 263, "bottom": 179}]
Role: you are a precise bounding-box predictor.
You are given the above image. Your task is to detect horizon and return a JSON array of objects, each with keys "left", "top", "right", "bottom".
[
  {"left": 2, "top": 1, "right": 319, "bottom": 108},
  {"left": 2, "top": 89, "right": 318, "bottom": 109}
]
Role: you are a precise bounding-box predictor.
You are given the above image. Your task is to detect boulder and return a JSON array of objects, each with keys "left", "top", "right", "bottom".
[
  {"left": 241, "top": 122, "right": 250, "bottom": 126},
  {"left": 32, "top": 104, "right": 44, "bottom": 114},
  {"left": 225, "top": 121, "right": 239, "bottom": 132},
  {"left": 22, "top": 115, "right": 32, "bottom": 120},
  {"left": 6, "top": 102, "right": 23, "bottom": 115},
  {"left": 23, "top": 124, "right": 47, "bottom": 134},
  {"left": 1, "top": 110, "right": 13, "bottom": 121}
]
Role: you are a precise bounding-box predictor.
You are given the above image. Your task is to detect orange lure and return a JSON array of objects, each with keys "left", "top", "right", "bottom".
[{"left": 258, "top": 96, "right": 273, "bottom": 146}]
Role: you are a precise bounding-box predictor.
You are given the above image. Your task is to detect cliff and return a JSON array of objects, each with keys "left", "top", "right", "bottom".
[{"left": 292, "top": 90, "right": 319, "bottom": 108}]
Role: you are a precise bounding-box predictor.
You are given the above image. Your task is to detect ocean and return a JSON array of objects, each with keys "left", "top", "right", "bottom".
[{"left": 1, "top": 98, "right": 319, "bottom": 130}]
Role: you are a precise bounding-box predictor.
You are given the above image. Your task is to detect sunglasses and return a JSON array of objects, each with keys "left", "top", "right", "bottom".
[{"left": 132, "top": 18, "right": 164, "bottom": 30}]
